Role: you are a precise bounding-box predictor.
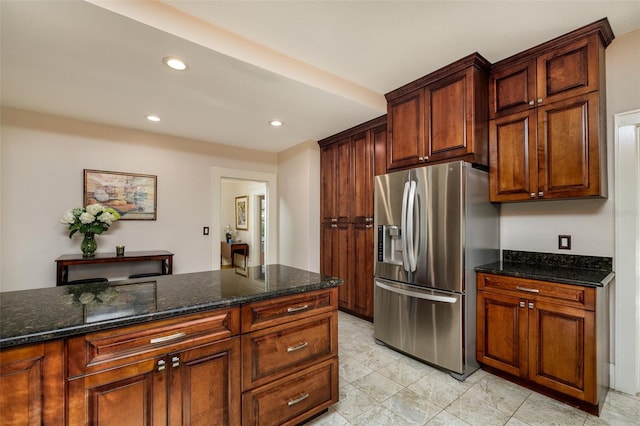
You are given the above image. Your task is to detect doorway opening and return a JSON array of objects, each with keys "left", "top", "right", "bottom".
[
  {"left": 258, "top": 195, "right": 266, "bottom": 266},
  {"left": 613, "top": 109, "right": 640, "bottom": 395},
  {"left": 212, "top": 168, "right": 278, "bottom": 271}
]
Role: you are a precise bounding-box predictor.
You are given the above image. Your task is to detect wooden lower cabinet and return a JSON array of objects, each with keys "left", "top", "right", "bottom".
[
  {"left": 1, "top": 289, "right": 339, "bottom": 425},
  {"left": 242, "top": 358, "right": 338, "bottom": 426},
  {"left": 0, "top": 340, "right": 64, "bottom": 426},
  {"left": 67, "top": 308, "right": 241, "bottom": 425},
  {"left": 476, "top": 272, "right": 608, "bottom": 414},
  {"left": 241, "top": 288, "right": 339, "bottom": 425}
]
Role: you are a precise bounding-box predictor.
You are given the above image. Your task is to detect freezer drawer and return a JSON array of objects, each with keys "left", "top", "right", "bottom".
[{"left": 374, "top": 279, "right": 464, "bottom": 374}]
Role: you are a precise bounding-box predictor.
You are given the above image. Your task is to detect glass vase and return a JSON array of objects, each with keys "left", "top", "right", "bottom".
[{"left": 81, "top": 232, "right": 97, "bottom": 257}]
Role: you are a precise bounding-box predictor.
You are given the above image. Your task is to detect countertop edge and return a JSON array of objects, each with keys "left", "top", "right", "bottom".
[
  {"left": 0, "top": 280, "right": 341, "bottom": 349},
  {"left": 475, "top": 263, "right": 613, "bottom": 288}
]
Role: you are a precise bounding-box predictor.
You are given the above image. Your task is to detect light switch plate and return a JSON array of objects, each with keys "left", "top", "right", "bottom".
[{"left": 558, "top": 235, "right": 571, "bottom": 250}]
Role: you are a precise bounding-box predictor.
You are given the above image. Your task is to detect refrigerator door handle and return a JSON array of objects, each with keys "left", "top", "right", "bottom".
[
  {"left": 375, "top": 280, "right": 458, "bottom": 304},
  {"left": 407, "top": 180, "right": 417, "bottom": 272},
  {"left": 401, "top": 181, "right": 411, "bottom": 271}
]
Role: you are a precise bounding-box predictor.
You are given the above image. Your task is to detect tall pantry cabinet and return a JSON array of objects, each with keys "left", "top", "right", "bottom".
[{"left": 319, "top": 116, "right": 386, "bottom": 320}]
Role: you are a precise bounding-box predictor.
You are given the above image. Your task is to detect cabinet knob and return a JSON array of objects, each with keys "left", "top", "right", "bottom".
[
  {"left": 538, "top": 191, "right": 544, "bottom": 198},
  {"left": 528, "top": 302, "right": 534, "bottom": 309},
  {"left": 171, "top": 356, "right": 180, "bottom": 368},
  {"left": 537, "top": 98, "right": 543, "bottom": 104},
  {"left": 366, "top": 224, "right": 373, "bottom": 229},
  {"left": 157, "top": 360, "right": 166, "bottom": 372},
  {"left": 530, "top": 193, "right": 536, "bottom": 198},
  {"left": 331, "top": 224, "right": 338, "bottom": 228},
  {"left": 331, "top": 218, "right": 337, "bottom": 223},
  {"left": 519, "top": 301, "right": 525, "bottom": 308},
  {"left": 418, "top": 157, "right": 424, "bottom": 162},
  {"left": 529, "top": 100, "right": 535, "bottom": 106}
]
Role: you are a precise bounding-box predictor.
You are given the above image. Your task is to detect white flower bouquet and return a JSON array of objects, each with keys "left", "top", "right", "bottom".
[{"left": 61, "top": 204, "right": 121, "bottom": 238}]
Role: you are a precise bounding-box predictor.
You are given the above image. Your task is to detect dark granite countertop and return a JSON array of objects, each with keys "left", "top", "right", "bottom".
[
  {"left": 475, "top": 250, "right": 614, "bottom": 288},
  {"left": 0, "top": 265, "right": 342, "bottom": 349}
]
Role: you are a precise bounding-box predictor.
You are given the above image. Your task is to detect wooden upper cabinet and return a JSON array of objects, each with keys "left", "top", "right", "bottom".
[
  {"left": 319, "top": 138, "right": 352, "bottom": 223},
  {"left": 537, "top": 35, "right": 601, "bottom": 106},
  {"left": 386, "top": 52, "right": 490, "bottom": 171},
  {"left": 490, "top": 33, "right": 604, "bottom": 119},
  {"left": 387, "top": 90, "right": 425, "bottom": 170},
  {"left": 538, "top": 92, "right": 603, "bottom": 199},
  {"left": 490, "top": 59, "right": 537, "bottom": 118},
  {"left": 352, "top": 131, "right": 373, "bottom": 224},
  {"left": 489, "top": 18, "right": 613, "bottom": 202},
  {"left": 490, "top": 110, "right": 538, "bottom": 201}
]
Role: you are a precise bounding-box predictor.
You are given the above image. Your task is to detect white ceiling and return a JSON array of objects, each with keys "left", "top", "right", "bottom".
[{"left": 2, "top": 0, "right": 639, "bottom": 153}]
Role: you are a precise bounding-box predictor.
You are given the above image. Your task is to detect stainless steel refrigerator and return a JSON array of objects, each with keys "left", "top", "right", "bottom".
[{"left": 374, "top": 161, "right": 499, "bottom": 380}]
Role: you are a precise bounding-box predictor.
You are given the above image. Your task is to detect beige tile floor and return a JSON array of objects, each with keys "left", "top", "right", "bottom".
[{"left": 308, "top": 311, "right": 640, "bottom": 426}]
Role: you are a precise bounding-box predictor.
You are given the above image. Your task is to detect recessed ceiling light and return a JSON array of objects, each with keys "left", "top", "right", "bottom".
[
  {"left": 162, "top": 56, "right": 188, "bottom": 71},
  {"left": 146, "top": 115, "right": 161, "bottom": 122},
  {"left": 269, "top": 120, "right": 283, "bottom": 127}
]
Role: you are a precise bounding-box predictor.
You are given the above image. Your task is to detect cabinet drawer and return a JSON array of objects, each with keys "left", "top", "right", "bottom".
[
  {"left": 477, "top": 273, "right": 595, "bottom": 310},
  {"left": 241, "top": 288, "right": 337, "bottom": 333},
  {"left": 242, "top": 312, "right": 337, "bottom": 390},
  {"left": 242, "top": 357, "right": 338, "bottom": 426},
  {"left": 68, "top": 307, "right": 240, "bottom": 377}
]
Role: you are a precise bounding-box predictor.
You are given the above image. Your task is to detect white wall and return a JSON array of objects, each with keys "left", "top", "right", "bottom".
[
  {"left": 0, "top": 108, "right": 277, "bottom": 291},
  {"left": 277, "top": 141, "right": 320, "bottom": 272},
  {"left": 500, "top": 29, "right": 640, "bottom": 257}
]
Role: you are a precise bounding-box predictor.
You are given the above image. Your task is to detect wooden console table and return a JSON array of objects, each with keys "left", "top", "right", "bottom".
[
  {"left": 55, "top": 250, "right": 173, "bottom": 286},
  {"left": 220, "top": 242, "right": 249, "bottom": 268}
]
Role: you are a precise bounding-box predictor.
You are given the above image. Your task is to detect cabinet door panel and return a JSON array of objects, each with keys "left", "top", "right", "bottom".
[
  {"left": 333, "top": 223, "right": 352, "bottom": 310},
  {"left": 68, "top": 359, "right": 165, "bottom": 426},
  {"left": 320, "top": 146, "right": 336, "bottom": 223},
  {"left": 529, "top": 301, "right": 596, "bottom": 403},
  {"left": 335, "top": 139, "right": 352, "bottom": 222},
  {"left": 0, "top": 341, "right": 64, "bottom": 426},
  {"left": 538, "top": 92, "right": 600, "bottom": 198},
  {"left": 477, "top": 291, "right": 527, "bottom": 377},
  {"left": 352, "top": 223, "right": 374, "bottom": 319},
  {"left": 352, "top": 132, "right": 373, "bottom": 223},
  {"left": 537, "top": 36, "right": 599, "bottom": 103},
  {"left": 169, "top": 338, "right": 240, "bottom": 426},
  {"left": 490, "top": 110, "right": 537, "bottom": 201},
  {"left": 490, "top": 60, "right": 536, "bottom": 118},
  {"left": 426, "top": 74, "right": 466, "bottom": 157},
  {"left": 387, "top": 91, "right": 424, "bottom": 170},
  {"left": 0, "top": 350, "right": 43, "bottom": 425}
]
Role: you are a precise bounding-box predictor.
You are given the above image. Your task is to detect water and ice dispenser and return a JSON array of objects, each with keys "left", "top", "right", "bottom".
[{"left": 377, "top": 225, "right": 404, "bottom": 265}]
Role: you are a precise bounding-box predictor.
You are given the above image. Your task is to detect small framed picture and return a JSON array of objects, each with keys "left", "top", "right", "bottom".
[
  {"left": 84, "top": 169, "right": 157, "bottom": 220},
  {"left": 235, "top": 195, "right": 248, "bottom": 230}
]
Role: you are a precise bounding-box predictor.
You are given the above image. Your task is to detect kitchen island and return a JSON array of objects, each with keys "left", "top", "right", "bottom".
[{"left": 0, "top": 265, "right": 342, "bottom": 425}]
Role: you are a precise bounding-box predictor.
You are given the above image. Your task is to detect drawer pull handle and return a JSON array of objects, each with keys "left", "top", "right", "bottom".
[
  {"left": 157, "top": 360, "right": 166, "bottom": 372},
  {"left": 287, "top": 304, "right": 309, "bottom": 313},
  {"left": 287, "top": 392, "right": 310, "bottom": 406},
  {"left": 150, "top": 332, "right": 186, "bottom": 344},
  {"left": 287, "top": 341, "right": 309, "bottom": 352},
  {"left": 516, "top": 286, "right": 540, "bottom": 294},
  {"left": 171, "top": 356, "right": 180, "bottom": 368}
]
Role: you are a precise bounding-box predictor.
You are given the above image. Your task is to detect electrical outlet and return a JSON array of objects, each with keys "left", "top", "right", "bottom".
[
  {"left": 203, "top": 227, "right": 209, "bottom": 235},
  {"left": 558, "top": 235, "right": 571, "bottom": 250}
]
